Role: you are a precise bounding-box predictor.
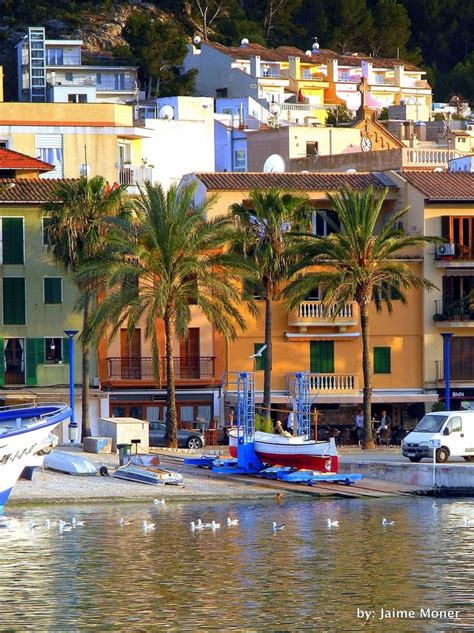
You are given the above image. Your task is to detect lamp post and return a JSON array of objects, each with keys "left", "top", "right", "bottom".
[
  {"left": 64, "top": 329, "right": 79, "bottom": 443},
  {"left": 441, "top": 332, "right": 453, "bottom": 411}
]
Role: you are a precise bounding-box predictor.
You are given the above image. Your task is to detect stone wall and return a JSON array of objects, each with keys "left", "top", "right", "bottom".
[{"left": 290, "top": 149, "right": 402, "bottom": 172}]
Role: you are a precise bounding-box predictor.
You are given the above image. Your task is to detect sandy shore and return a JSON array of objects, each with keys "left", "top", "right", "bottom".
[{"left": 9, "top": 447, "right": 277, "bottom": 506}]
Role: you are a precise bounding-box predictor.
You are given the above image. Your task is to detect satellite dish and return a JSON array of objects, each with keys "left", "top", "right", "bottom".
[
  {"left": 305, "top": 50, "right": 312, "bottom": 56},
  {"left": 159, "top": 105, "right": 174, "bottom": 120},
  {"left": 240, "top": 37, "right": 249, "bottom": 46},
  {"left": 433, "top": 167, "right": 444, "bottom": 172},
  {"left": 300, "top": 170, "right": 310, "bottom": 173},
  {"left": 263, "top": 154, "right": 286, "bottom": 173},
  {"left": 346, "top": 168, "right": 357, "bottom": 173},
  {"left": 270, "top": 103, "right": 280, "bottom": 116},
  {"left": 193, "top": 35, "right": 201, "bottom": 45}
]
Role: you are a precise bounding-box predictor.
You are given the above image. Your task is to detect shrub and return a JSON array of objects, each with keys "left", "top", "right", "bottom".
[{"left": 262, "top": 417, "right": 274, "bottom": 434}]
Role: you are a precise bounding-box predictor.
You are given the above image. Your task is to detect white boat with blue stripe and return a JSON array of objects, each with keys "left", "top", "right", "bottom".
[{"left": 0, "top": 403, "right": 71, "bottom": 513}]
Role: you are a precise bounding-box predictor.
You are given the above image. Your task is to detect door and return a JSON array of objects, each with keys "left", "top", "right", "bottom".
[
  {"left": 179, "top": 328, "right": 200, "bottom": 378},
  {"left": 443, "top": 415, "right": 465, "bottom": 457},
  {"left": 310, "top": 341, "right": 334, "bottom": 373},
  {"left": 120, "top": 328, "right": 141, "bottom": 379},
  {"left": 4, "top": 338, "right": 25, "bottom": 385}
]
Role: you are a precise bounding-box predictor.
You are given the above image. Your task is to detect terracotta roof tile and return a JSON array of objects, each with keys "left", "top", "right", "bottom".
[
  {"left": 0, "top": 148, "right": 53, "bottom": 172},
  {"left": 0, "top": 178, "right": 76, "bottom": 204},
  {"left": 401, "top": 171, "right": 474, "bottom": 201},
  {"left": 194, "top": 172, "right": 396, "bottom": 191}
]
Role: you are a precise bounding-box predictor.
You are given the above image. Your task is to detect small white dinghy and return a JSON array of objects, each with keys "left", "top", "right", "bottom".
[
  {"left": 113, "top": 454, "right": 183, "bottom": 485},
  {"left": 44, "top": 450, "right": 98, "bottom": 476}
]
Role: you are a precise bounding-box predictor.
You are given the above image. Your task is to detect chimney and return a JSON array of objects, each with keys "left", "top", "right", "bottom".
[
  {"left": 250, "top": 55, "right": 261, "bottom": 78},
  {"left": 394, "top": 64, "right": 404, "bottom": 87},
  {"left": 361, "top": 60, "right": 373, "bottom": 84},
  {"left": 289, "top": 56, "right": 301, "bottom": 80},
  {"left": 328, "top": 58, "right": 338, "bottom": 82}
]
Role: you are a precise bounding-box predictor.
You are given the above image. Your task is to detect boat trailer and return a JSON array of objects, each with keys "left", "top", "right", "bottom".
[{"left": 184, "top": 371, "right": 363, "bottom": 488}]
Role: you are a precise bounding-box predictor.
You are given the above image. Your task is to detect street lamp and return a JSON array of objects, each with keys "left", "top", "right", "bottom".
[
  {"left": 64, "top": 329, "right": 79, "bottom": 442},
  {"left": 441, "top": 332, "right": 453, "bottom": 411}
]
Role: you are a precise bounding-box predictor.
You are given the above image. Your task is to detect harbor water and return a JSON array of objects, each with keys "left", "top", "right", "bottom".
[{"left": 1, "top": 496, "right": 473, "bottom": 631}]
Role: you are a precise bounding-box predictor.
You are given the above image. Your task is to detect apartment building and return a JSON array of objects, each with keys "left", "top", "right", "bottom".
[{"left": 16, "top": 27, "right": 137, "bottom": 104}]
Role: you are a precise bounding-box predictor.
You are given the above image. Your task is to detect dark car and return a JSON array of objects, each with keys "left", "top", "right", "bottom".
[{"left": 149, "top": 422, "right": 205, "bottom": 449}]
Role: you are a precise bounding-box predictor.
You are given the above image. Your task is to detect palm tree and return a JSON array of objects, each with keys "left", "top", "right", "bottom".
[
  {"left": 284, "top": 186, "right": 439, "bottom": 448},
  {"left": 44, "top": 176, "right": 130, "bottom": 439},
  {"left": 79, "top": 182, "right": 248, "bottom": 448},
  {"left": 230, "top": 188, "right": 310, "bottom": 418}
]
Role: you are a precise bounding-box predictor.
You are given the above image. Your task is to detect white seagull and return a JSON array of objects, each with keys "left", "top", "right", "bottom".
[
  {"left": 211, "top": 521, "right": 221, "bottom": 530},
  {"left": 142, "top": 520, "right": 155, "bottom": 532},
  {"left": 71, "top": 517, "right": 85, "bottom": 527},
  {"left": 463, "top": 517, "right": 470, "bottom": 527},
  {"left": 227, "top": 517, "right": 239, "bottom": 527},
  {"left": 382, "top": 518, "right": 395, "bottom": 526},
  {"left": 190, "top": 521, "right": 205, "bottom": 530},
  {"left": 327, "top": 519, "right": 339, "bottom": 527},
  {"left": 272, "top": 521, "right": 286, "bottom": 531},
  {"left": 154, "top": 499, "right": 166, "bottom": 505}
]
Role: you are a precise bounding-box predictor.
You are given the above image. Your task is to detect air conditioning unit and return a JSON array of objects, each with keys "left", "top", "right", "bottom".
[{"left": 436, "top": 243, "right": 456, "bottom": 257}]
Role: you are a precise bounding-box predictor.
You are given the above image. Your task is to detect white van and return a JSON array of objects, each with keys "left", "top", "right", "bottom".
[{"left": 402, "top": 410, "right": 474, "bottom": 463}]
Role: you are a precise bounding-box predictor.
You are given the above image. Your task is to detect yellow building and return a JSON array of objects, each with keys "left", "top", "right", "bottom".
[
  {"left": 0, "top": 102, "right": 151, "bottom": 188},
  {"left": 183, "top": 171, "right": 436, "bottom": 428}
]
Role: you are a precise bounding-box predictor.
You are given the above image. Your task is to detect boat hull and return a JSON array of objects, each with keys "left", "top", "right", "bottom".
[
  {"left": 0, "top": 405, "right": 71, "bottom": 513},
  {"left": 228, "top": 430, "right": 339, "bottom": 472}
]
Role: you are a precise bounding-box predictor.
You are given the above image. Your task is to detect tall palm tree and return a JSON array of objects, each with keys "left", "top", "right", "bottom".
[
  {"left": 44, "top": 176, "right": 130, "bottom": 439},
  {"left": 230, "top": 188, "right": 310, "bottom": 417},
  {"left": 284, "top": 186, "right": 439, "bottom": 448},
  {"left": 79, "top": 182, "right": 248, "bottom": 448}
]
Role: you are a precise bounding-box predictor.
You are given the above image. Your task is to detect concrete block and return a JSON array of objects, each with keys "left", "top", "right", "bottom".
[{"left": 83, "top": 436, "right": 112, "bottom": 454}]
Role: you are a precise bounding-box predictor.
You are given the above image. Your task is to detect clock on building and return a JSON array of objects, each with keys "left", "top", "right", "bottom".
[{"left": 361, "top": 136, "right": 373, "bottom": 152}]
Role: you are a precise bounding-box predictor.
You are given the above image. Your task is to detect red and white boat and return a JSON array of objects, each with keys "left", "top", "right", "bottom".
[{"left": 228, "top": 429, "right": 339, "bottom": 473}]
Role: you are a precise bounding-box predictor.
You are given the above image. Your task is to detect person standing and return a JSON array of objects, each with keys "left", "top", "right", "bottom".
[
  {"left": 379, "top": 410, "right": 391, "bottom": 432},
  {"left": 355, "top": 408, "right": 364, "bottom": 446},
  {"left": 287, "top": 410, "right": 295, "bottom": 435}
]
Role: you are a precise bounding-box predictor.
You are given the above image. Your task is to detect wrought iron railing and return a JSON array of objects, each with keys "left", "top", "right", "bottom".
[{"left": 106, "top": 356, "right": 215, "bottom": 381}]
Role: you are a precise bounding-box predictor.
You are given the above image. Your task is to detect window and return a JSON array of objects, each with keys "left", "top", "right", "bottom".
[
  {"left": 65, "top": 72, "right": 73, "bottom": 82},
  {"left": 42, "top": 217, "right": 52, "bottom": 246},
  {"left": 451, "top": 337, "right": 474, "bottom": 381},
  {"left": 45, "top": 337, "right": 62, "bottom": 364},
  {"left": 3, "top": 277, "right": 26, "bottom": 325},
  {"left": 96, "top": 72, "right": 102, "bottom": 85},
  {"left": 36, "top": 134, "right": 63, "bottom": 178},
  {"left": 234, "top": 149, "right": 246, "bottom": 171},
  {"left": 0, "top": 140, "right": 8, "bottom": 149},
  {"left": 376, "top": 282, "right": 402, "bottom": 302},
  {"left": 374, "top": 347, "right": 391, "bottom": 374},
  {"left": 46, "top": 48, "right": 64, "bottom": 65},
  {"left": 68, "top": 94, "right": 87, "bottom": 103},
  {"left": 253, "top": 343, "right": 267, "bottom": 371},
  {"left": 312, "top": 210, "right": 340, "bottom": 236},
  {"left": 306, "top": 142, "right": 319, "bottom": 157},
  {"left": 1, "top": 218, "right": 24, "bottom": 264},
  {"left": 243, "top": 280, "right": 263, "bottom": 300},
  {"left": 216, "top": 88, "right": 228, "bottom": 98},
  {"left": 448, "top": 416, "right": 462, "bottom": 433},
  {"left": 114, "top": 73, "right": 125, "bottom": 90},
  {"left": 44, "top": 277, "right": 62, "bottom": 304},
  {"left": 310, "top": 341, "right": 334, "bottom": 373}
]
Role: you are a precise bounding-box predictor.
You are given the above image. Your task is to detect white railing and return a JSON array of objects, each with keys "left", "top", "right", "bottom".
[
  {"left": 309, "top": 373, "right": 358, "bottom": 393},
  {"left": 299, "top": 301, "right": 354, "bottom": 320},
  {"left": 118, "top": 165, "right": 153, "bottom": 186},
  {"left": 280, "top": 103, "right": 323, "bottom": 112},
  {"left": 402, "top": 148, "right": 462, "bottom": 167}
]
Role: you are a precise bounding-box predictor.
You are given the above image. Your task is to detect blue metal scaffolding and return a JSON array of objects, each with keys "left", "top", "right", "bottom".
[{"left": 287, "top": 371, "right": 313, "bottom": 438}]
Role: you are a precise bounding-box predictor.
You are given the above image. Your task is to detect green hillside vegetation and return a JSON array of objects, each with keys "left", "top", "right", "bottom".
[{"left": 0, "top": 0, "right": 473, "bottom": 103}]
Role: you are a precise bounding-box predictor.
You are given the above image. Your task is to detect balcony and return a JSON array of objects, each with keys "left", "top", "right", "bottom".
[
  {"left": 288, "top": 301, "right": 358, "bottom": 330},
  {"left": 48, "top": 75, "right": 136, "bottom": 91},
  {"left": 118, "top": 165, "right": 153, "bottom": 187},
  {"left": 103, "top": 356, "right": 216, "bottom": 386},
  {"left": 402, "top": 148, "right": 462, "bottom": 168},
  {"left": 433, "top": 298, "right": 474, "bottom": 326},
  {"left": 309, "top": 373, "right": 358, "bottom": 394},
  {"left": 434, "top": 243, "right": 474, "bottom": 266}
]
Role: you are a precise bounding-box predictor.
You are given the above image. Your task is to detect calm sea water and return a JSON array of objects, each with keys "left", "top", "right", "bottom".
[{"left": 0, "top": 496, "right": 473, "bottom": 632}]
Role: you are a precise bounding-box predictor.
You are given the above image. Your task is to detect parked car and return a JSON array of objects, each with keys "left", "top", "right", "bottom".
[
  {"left": 149, "top": 422, "right": 205, "bottom": 449},
  {"left": 402, "top": 410, "right": 474, "bottom": 463}
]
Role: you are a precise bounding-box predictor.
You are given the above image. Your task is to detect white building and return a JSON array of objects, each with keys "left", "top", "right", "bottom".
[
  {"left": 140, "top": 97, "right": 215, "bottom": 191},
  {"left": 16, "top": 27, "right": 138, "bottom": 104}
]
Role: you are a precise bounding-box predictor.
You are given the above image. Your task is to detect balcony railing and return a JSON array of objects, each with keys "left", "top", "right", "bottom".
[
  {"left": 434, "top": 298, "right": 474, "bottom": 322},
  {"left": 402, "top": 148, "right": 462, "bottom": 168},
  {"left": 106, "top": 356, "right": 215, "bottom": 381},
  {"left": 48, "top": 76, "right": 136, "bottom": 91},
  {"left": 435, "top": 243, "right": 474, "bottom": 261},
  {"left": 288, "top": 300, "right": 357, "bottom": 328},
  {"left": 118, "top": 165, "right": 153, "bottom": 186},
  {"left": 309, "top": 373, "right": 358, "bottom": 394}
]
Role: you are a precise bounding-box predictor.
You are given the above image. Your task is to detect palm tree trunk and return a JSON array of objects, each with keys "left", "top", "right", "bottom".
[
  {"left": 164, "top": 309, "right": 178, "bottom": 448},
  {"left": 360, "top": 301, "right": 374, "bottom": 449},
  {"left": 263, "top": 297, "right": 272, "bottom": 418},
  {"left": 81, "top": 295, "right": 91, "bottom": 440}
]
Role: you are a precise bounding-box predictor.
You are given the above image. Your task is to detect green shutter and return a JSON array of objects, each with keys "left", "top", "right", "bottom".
[
  {"left": 374, "top": 347, "right": 391, "bottom": 374},
  {"left": 3, "top": 277, "right": 26, "bottom": 325},
  {"left": 36, "top": 338, "right": 45, "bottom": 365},
  {"left": 2, "top": 218, "right": 24, "bottom": 265},
  {"left": 310, "top": 341, "right": 334, "bottom": 373},
  {"left": 26, "top": 338, "right": 37, "bottom": 386},
  {"left": 44, "top": 278, "right": 62, "bottom": 304},
  {"left": 62, "top": 337, "right": 70, "bottom": 364},
  {"left": 254, "top": 343, "right": 266, "bottom": 371},
  {"left": 0, "top": 338, "right": 4, "bottom": 386},
  {"left": 42, "top": 217, "right": 52, "bottom": 246}
]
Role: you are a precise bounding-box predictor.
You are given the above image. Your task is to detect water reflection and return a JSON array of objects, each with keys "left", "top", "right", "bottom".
[{"left": 0, "top": 497, "right": 473, "bottom": 630}]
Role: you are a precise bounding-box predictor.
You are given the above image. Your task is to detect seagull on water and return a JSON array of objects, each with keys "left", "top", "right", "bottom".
[
  {"left": 327, "top": 519, "right": 339, "bottom": 527},
  {"left": 71, "top": 517, "right": 85, "bottom": 527},
  {"left": 142, "top": 520, "right": 155, "bottom": 532},
  {"left": 382, "top": 518, "right": 395, "bottom": 526},
  {"left": 272, "top": 522, "right": 286, "bottom": 531},
  {"left": 154, "top": 499, "right": 166, "bottom": 505},
  {"left": 463, "top": 517, "right": 470, "bottom": 527},
  {"left": 227, "top": 517, "right": 239, "bottom": 527},
  {"left": 190, "top": 521, "right": 205, "bottom": 530},
  {"left": 211, "top": 521, "right": 221, "bottom": 530}
]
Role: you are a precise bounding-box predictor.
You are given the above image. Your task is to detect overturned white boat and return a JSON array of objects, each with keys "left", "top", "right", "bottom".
[{"left": 44, "top": 450, "right": 98, "bottom": 476}]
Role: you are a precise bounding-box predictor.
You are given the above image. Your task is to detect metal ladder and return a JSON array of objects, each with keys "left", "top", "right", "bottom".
[{"left": 287, "top": 371, "right": 313, "bottom": 438}]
